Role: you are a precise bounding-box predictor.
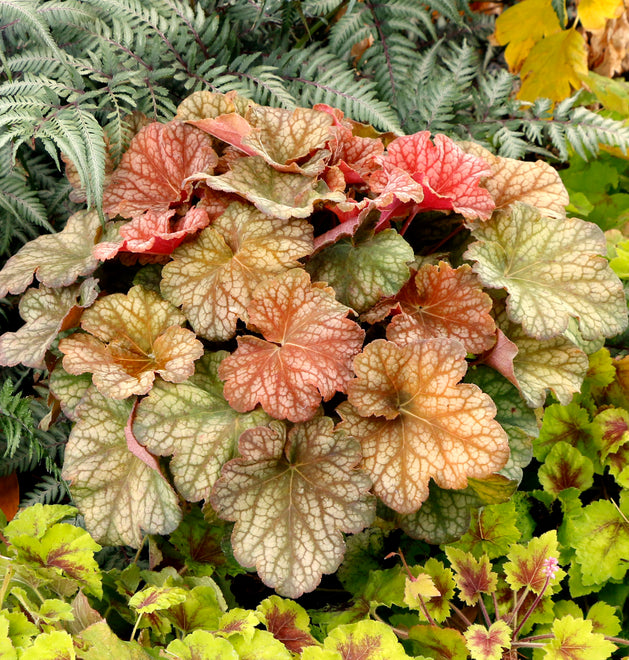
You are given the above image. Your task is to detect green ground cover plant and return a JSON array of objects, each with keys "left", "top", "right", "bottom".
[{"left": 2, "top": 0, "right": 629, "bottom": 658}]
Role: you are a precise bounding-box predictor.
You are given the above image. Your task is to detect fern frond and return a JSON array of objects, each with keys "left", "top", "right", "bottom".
[
  {"left": 0, "top": 380, "right": 36, "bottom": 463},
  {"left": 21, "top": 474, "right": 69, "bottom": 506}
]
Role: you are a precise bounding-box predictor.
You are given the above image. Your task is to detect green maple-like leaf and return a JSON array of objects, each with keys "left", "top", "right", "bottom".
[
  {"left": 464, "top": 621, "right": 511, "bottom": 660},
  {"left": 160, "top": 202, "right": 313, "bottom": 341},
  {"left": 167, "top": 630, "right": 238, "bottom": 660},
  {"left": 445, "top": 547, "right": 498, "bottom": 606},
  {"left": 306, "top": 229, "right": 414, "bottom": 313},
  {"left": 0, "top": 210, "right": 101, "bottom": 298},
  {"left": 256, "top": 596, "right": 318, "bottom": 654},
  {"left": 503, "top": 530, "right": 565, "bottom": 594},
  {"left": 465, "top": 203, "right": 627, "bottom": 340},
  {"left": 210, "top": 417, "right": 375, "bottom": 598},
  {"left": 544, "top": 616, "right": 616, "bottom": 660},
  {"left": 61, "top": 389, "right": 181, "bottom": 547},
  {"left": 133, "top": 351, "right": 270, "bottom": 502},
  {"left": 538, "top": 442, "right": 594, "bottom": 497}
]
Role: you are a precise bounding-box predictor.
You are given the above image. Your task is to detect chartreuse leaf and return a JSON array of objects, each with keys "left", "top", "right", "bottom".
[
  {"left": 165, "top": 585, "right": 224, "bottom": 635},
  {"left": 591, "top": 408, "right": 629, "bottom": 458},
  {"left": 544, "top": 616, "right": 616, "bottom": 660},
  {"left": 19, "top": 631, "right": 74, "bottom": 660},
  {"left": 78, "top": 621, "right": 154, "bottom": 659},
  {"left": 61, "top": 389, "right": 181, "bottom": 547},
  {"left": 133, "top": 351, "right": 270, "bottom": 503},
  {"left": 445, "top": 547, "right": 498, "bottom": 605},
  {"left": 4, "top": 503, "right": 77, "bottom": 540},
  {"left": 361, "top": 565, "right": 407, "bottom": 609},
  {"left": 256, "top": 595, "right": 318, "bottom": 653},
  {"left": 412, "top": 559, "right": 455, "bottom": 623},
  {"left": 219, "top": 269, "right": 364, "bottom": 422},
  {"left": 306, "top": 228, "right": 413, "bottom": 314},
  {"left": 167, "top": 630, "right": 238, "bottom": 660},
  {"left": 160, "top": 202, "right": 312, "bottom": 341},
  {"left": 0, "top": 210, "right": 101, "bottom": 298},
  {"left": 217, "top": 609, "right": 260, "bottom": 641},
  {"left": 38, "top": 600, "right": 73, "bottom": 624},
  {"left": 538, "top": 442, "right": 594, "bottom": 497},
  {"left": 211, "top": 417, "right": 374, "bottom": 597},
  {"left": 0, "top": 610, "right": 38, "bottom": 649},
  {"left": 587, "top": 602, "right": 622, "bottom": 637},
  {"left": 0, "top": 279, "right": 98, "bottom": 369},
  {"left": 465, "top": 203, "right": 627, "bottom": 341},
  {"left": 60, "top": 285, "right": 203, "bottom": 400},
  {"left": 339, "top": 338, "right": 509, "bottom": 513},
  {"left": 464, "top": 620, "right": 511, "bottom": 660},
  {"left": 407, "top": 624, "right": 468, "bottom": 660},
  {"left": 196, "top": 156, "right": 344, "bottom": 219},
  {"left": 404, "top": 573, "right": 440, "bottom": 609},
  {"left": 0, "top": 616, "right": 17, "bottom": 660},
  {"left": 535, "top": 402, "right": 594, "bottom": 462},
  {"left": 503, "top": 530, "right": 565, "bottom": 594},
  {"left": 229, "top": 629, "right": 292, "bottom": 660},
  {"left": 128, "top": 585, "right": 188, "bottom": 614}
]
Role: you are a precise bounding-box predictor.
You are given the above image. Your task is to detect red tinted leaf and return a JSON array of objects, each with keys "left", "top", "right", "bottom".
[
  {"left": 219, "top": 269, "right": 364, "bottom": 422},
  {"left": 445, "top": 547, "right": 498, "bottom": 605},
  {"left": 256, "top": 596, "right": 317, "bottom": 653}
]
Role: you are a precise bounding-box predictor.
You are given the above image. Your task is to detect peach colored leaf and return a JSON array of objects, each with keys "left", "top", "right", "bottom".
[
  {"left": 62, "top": 389, "right": 181, "bottom": 547},
  {"left": 465, "top": 203, "right": 628, "bottom": 340},
  {"left": 459, "top": 142, "right": 568, "bottom": 218},
  {"left": 219, "top": 269, "right": 365, "bottom": 422},
  {"left": 0, "top": 279, "right": 98, "bottom": 369},
  {"left": 0, "top": 210, "right": 101, "bottom": 297},
  {"left": 103, "top": 121, "right": 218, "bottom": 218},
  {"left": 59, "top": 285, "right": 203, "bottom": 399},
  {"left": 518, "top": 29, "right": 588, "bottom": 102},
  {"left": 194, "top": 156, "right": 344, "bottom": 219},
  {"left": 375, "top": 262, "right": 496, "bottom": 354},
  {"left": 160, "top": 202, "right": 313, "bottom": 341},
  {"left": 479, "top": 328, "right": 519, "bottom": 388},
  {"left": 210, "top": 417, "right": 375, "bottom": 598},
  {"left": 578, "top": 0, "right": 624, "bottom": 31},
  {"left": 338, "top": 339, "right": 509, "bottom": 513},
  {"left": 176, "top": 90, "right": 253, "bottom": 121},
  {"left": 133, "top": 351, "right": 271, "bottom": 502}
]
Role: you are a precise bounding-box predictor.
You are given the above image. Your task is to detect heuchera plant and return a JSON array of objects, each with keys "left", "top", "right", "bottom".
[{"left": 0, "top": 91, "right": 627, "bottom": 600}]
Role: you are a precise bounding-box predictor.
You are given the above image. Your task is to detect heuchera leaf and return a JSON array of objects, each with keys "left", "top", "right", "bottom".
[
  {"left": 591, "top": 407, "right": 629, "bottom": 457},
  {"left": 0, "top": 278, "right": 98, "bottom": 369},
  {"left": 133, "top": 352, "right": 270, "bottom": 503},
  {"left": 586, "top": 602, "right": 622, "bottom": 637},
  {"left": 165, "top": 585, "right": 224, "bottom": 635},
  {"left": 306, "top": 228, "right": 414, "bottom": 313},
  {"left": 413, "top": 559, "right": 456, "bottom": 623},
  {"left": 160, "top": 202, "right": 313, "bottom": 341},
  {"left": 445, "top": 547, "right": 498, "bottom": 606},
  {"left": 19, "top": 630, "right": 75, "bottom": 660},
  {"left": 128, "top": 586, "right": 188, "bottom": 615},
  {"left": 59, "top": 285, "right": 203, "bottom": 399},
  {"left": 545, "top": 616, "right": 617, "bottom": 660},
  {"left": 3, "top": 503, "right": 77, "bottom": 540},
  {"left": 0, "top": 210, "right": 101, "bottom": 297},
  {"left": 176, "top": 90, "right": 253, "bottom": 122},
  {"left": 78, "top": 621, "right": 154, "bottom": 660},
  {"left": 404, "top": 573, "right": 441, "bottom": 608},
  {"left": 503, "top": 530, "right": 565, "bottom": 593},
  {"left": 103, "top": 121, "right": 217, "bottom": 219},
  {"left": 534, "top": 402, "right": 594, "bottom": 462},
  {"left": 365, "top": 262, "right": 496, "bottom": 354},
  {"left": 407, "top": 624, "right": 468, "bottom": 660},
  {"left": 256, "top": 596, "right": 318, "bottom": 654},
  {"left": 166, "top": 630, "right": 238, "bottom": 660},
  {"left": 465, "top": 203, "right": 628, "bottom": 341},
  {"left": 338, "top": 338, "right": 509, "bottom": 513},
  {"left": 538, "top": 442, "right": 594, "bottom": 497},
  {"left": 229, "top": 629, "right": 292, "bottom": 660},
  {"left": 218, "top": 609, "right": 260, "bottom": 641},
  {"left": 368, "top": 132, "right": 494, "bottom": 223},
  {"left": 219, "top": 269, "right": 365, "bottom": 422},
  {"left": 61, "top": 389, "right": 182, "bottom": 547},
  {"left": 49, "top": 367, "right": 93, "bottom": 421},
  {"left": 194, "top": 156, "right": 344, "bottom": 219},
  {"left": 463, "top": 621, "right": 511, "bottom": 660},
  {"left": 210, "top": 417, "right": 375, "bottom": 598}
]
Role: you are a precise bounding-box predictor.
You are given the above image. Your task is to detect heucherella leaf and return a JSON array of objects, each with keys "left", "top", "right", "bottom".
[
  {"left": 591, "top": 407, "right": 629, "bottom": 457},
  {"left": 368, "top": 132, "right": 495, "bottom": 222},
  {"left": 460, "top": 142, "right": 568, "bottom": 219},
  {"left": 218, "top": 609, "right": 260, "bottom": 641},
  {"left": 587, "top": 602, "right": 622, "bottom": 637},
  {"left": 194, "top": 156, "right": 344, "bottom": 219},
  {"left": 338, "top": 339, "right": 509, "bottom": 513},
  {"left": 229, "top": 629, "right": 292, "bottom": 660},
  {"left": 59, "top": 285, "right": 203, "bottom": 399},
  {"left": 544, "top": 616, "right": 617, "bottom": 660},
  {"left": 78, "top": 621, "right": 154, "bottom": 659},
  {"left": 445, "top": 547, "right": 498, "bottom": 606},
  {"left": 503, "top": 530, "right": 565, "bottom": 593},
  {"left": 412, "top": 559, "right": 455, "bottom": 623},
  {"left": 538, "top": 442, "right": 594, "bottom": 497},
  {"left": 407, "top": 624, "right": 468, "bottom": 660},
  {"left": 167, "top": 630, "right": 238, "bottom": 660},
  {"left": 365, "top": 262, "right": 496, "bottom": 354},
  {"left": 219, "top": 269, "right": 364, "bottom": 423},
  {"left": 404, "top": 573, "right": 441, "bottom": 609},
  {"left": 0, "top": 210, "right": 101, "bottom": 298},
  {"left": 133, "top": 352, "right": 270, "bottom": 503},
  {"left": 165, "top": 585, "right": 225, "bottom": 634},
  {"left": 128, "top": 585, "right": 187, "bottom": 614},
  {"left": 160, "top": 202, "right": 313, "bottom": 341},
  {"left": 256, "top": 595, "right": 318, "bottom": 653},
  {"left": 0, "top": 278, "right": 98, "bottom": 369},
  {"left": 210, "top": 417, "right": 375, "bottom": 598},
  {"left": 3, "top": 503, "right": 77, "bottom": 540},
  {"left": 61, "top": 389, "right": 181, "bottom": 547},
  {"left": 465, "top": 203, "right": 628, "bottom": 341},
  {"left": 306, "top": 228, "right": 414, "bottom": 313},
  {"left": 464, "top": 620, "right": 511, "bottom": 660},
  {"left": 0, "top": 616, "right": 17, "bottom": 660},
  {"left": 534, "top": 402, "right": 594, "bottom": 462},
  {"left": 103, "top": 121, "right": 217, "bottom": 218},
  {"left": 19, "top": 630, "right": 75, "bottom": 660}
]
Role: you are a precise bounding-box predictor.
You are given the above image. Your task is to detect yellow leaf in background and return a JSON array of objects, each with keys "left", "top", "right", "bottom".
[
  {"left": 578, "top": 0, "right": 624, "bottom": 31},
  {"left": 518, "top": 28, "right": 588, "bottom": 101},
  {"left": 494, "top": 0, "right": 562, "bottom": 71}
]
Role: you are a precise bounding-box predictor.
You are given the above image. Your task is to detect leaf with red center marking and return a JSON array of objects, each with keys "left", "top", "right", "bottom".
[
  {"left": 59, "top": 285, "right": 203, "bottom": 399},
  {"left": 464, "top": 621, "right": 511, "bottom": 660},
  {"left": 0, "top": 210, "right": 101, "bottom": 298},
  {"left": 160, "top": 202, "right": 313, "bottom": 341},
  {"left": 504, "top": 530, "right": 565, "bottom": 593},
  {"left": 61, "top": 389, "right": 181, "bottom": 547},
  {"left": 337, "top": 339, "right": 509, "bottom": 513},
  {"left": 545, "top": 616, "right": 617, "bottom": 660},
  {"left": 0, "top": 279, "right": 98, "bottom": 369},
  {"left": 256, "top": 596, "right": 317, "bottom": 653},
  {"left": 445, "top": 547, "right": 498, "bottom": 605},
  {"left": 210, "top": 417, "right": 375, "bottom": 598},
  {"left": 409, "top": 559, "right": 456, "bottom": 623},
  {"left": 592, "top": 408, "right": 629, "bottom": 457},
  {"left": 103, "top": 121, "right": 217, "bottom": 219},
  {"left": 407, "top": 624, "right": 468, "bottom": 660},
  {"left": 538, "top": 442, "right": 594, "bottom": 497},
  {"left": 219, "top": 269, "right": 364, "bottom": 422},
  {"left": 369, "top": 132, "right": 494, "bottom": 221},
  {"left": 366, "top": 262, "right": 496, "bottom": 353}
]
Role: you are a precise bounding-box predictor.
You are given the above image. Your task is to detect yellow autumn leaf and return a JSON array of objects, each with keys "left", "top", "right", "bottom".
[
  {"left": 518, "top": 28, "right": 588, "bottom": 102},
  {"left": 494, "top": 0, "right": 562, "bottom": 71},
  {"left": 578, "top": 0, "right": 624, "bottom": 31}
]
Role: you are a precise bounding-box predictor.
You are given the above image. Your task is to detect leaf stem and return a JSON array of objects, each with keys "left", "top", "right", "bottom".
[
  {"left": 450, "top": 602, "right": 473, "bottom": 628},
  {"left": 130, "top": 613, "right": 143, "bottom": 642},
  {"left": 0, "top": 563, "right": 14, "bottom": 608},
  {"left": 512, "top": 577, "right": 550, "bottom": 640},
  {"left": 372, "top": 610, "right": 409, "bottom": 639}
]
